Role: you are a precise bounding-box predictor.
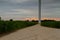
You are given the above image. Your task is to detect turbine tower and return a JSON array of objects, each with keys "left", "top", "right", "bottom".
[
  {"left": 39, "top": 11, "right": 40, "bottom": 23},
  {"left": 39, "top": 0, "right": 41, "bottom": 23}
]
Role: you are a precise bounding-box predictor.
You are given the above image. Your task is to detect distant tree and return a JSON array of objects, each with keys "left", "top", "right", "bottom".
[
  {"left": 41, "top": 19, "right": 56, "bottom": 22},
  {"left": 10, "top": 19, "right": 13, "bottom": 21},
  {"left": 35, "top": 20, "right": 38, "bottom": 22},
  {"left": 32, "top": 20, "right": 38, "bottom": 22},
  {"left": 31, "top": 20, "right": 35, "bottom": 22},
  {"left": 0, "top": 17, "right": 1, "bottom": 20},
  {"left": 44, "top": 20, "right": 55, "bottom": 21},
  {"left": 26, "top": 20, "right": 29, "bottom": 22}
]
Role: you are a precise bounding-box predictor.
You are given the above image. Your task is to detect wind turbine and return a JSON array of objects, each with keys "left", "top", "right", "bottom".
[
  {"left": 38, "top": 9, "right": 41, "bottom": 23},
  {"left": 39, "top": 0, "right": 41, "bottom": 23},
  {"left": 39, "top": 11, "right": 40, "bottom": 23}
]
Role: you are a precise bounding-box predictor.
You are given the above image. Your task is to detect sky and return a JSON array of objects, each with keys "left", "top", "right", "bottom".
[
  {"left": 0, "top": 0, "right": 38, "bottom": 20},
  {"left": 41, "top": 0, "right": 60, "bottom": 20}
]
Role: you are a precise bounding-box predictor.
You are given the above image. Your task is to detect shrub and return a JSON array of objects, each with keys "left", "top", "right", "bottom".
[
  {"left": 0, "top": 21, "right": 38, "bottom": 34},
  {"left": 41, "top": 20, "right": 60, "bottom": 29}
]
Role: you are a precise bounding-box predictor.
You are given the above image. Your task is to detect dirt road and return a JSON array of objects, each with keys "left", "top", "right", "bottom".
[{"left": 0, "top": 24, "right": 60, "bottom": 40}]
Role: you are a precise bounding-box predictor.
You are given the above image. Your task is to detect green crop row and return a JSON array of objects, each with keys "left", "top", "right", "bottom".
[
  {"left": 41, "top": 20, "right": 60, "bottom": 29},
  {"left": 0, "top": 21, "right": 38, "bottom": 34}
]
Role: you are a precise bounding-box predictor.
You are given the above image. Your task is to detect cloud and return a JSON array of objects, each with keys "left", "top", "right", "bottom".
[
  {"left": 0, "top": 0, "right": 28, "bottom": 3},
  {"left": 0, "top": 8, "right": 38, "bottom": 20},
  {"left": 41, "top": 0, "right": 60, "bottom": 18},
  {"left": 0, "top": 0, "right": 38, "bottom": 20},
  {"left": 0, "top": 0, "right": 38, "bottom": 9}
]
